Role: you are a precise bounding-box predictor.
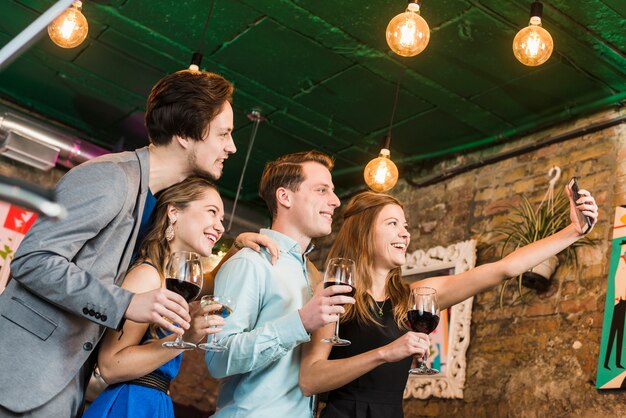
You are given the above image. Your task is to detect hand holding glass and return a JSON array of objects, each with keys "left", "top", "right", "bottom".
[
  {"left": 197, "top": 295, "right": 233, "bottom": 352},
  {"left": 407, "top": 287, "right": 440, "bottom": 375},
  {"left": 321, "top": 257, "right": 356, "bottom": 346},
  {"left": 162, "top": 251, "right": 203, "bottom": 350}
]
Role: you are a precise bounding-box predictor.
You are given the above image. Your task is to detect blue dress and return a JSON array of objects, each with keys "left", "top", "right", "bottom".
[{"left": 83, "top": 330, "right": 182, "bottom": 418}]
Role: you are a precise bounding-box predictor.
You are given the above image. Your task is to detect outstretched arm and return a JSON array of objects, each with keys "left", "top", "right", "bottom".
[{"left": 415, "top": 187, "right": 599, "bottom": 309}]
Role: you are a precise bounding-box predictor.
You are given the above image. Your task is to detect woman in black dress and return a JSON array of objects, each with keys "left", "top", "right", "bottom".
[{"left": 300, "top": 189, "right": 598, "bottom": 418}]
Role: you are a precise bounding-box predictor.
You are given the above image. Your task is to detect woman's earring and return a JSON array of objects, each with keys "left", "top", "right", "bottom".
[{"left": 165, "top": 218, "right": 175, "bottom": 242}]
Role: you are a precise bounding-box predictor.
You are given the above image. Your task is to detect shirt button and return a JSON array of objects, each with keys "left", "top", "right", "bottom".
[{"left": 83, "top": 342, "right": 93, "bottom": 351}]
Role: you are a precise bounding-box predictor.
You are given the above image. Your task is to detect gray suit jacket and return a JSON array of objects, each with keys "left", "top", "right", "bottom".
[{"left": 0, "top": 147, "right": 150, "bottom": 413}]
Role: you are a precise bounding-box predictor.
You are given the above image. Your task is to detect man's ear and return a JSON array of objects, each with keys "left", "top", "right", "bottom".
[
  {"left": 276, "top": 187, "right": 292, "bottom": 209},
  {"left": 175, "top": 135, "right": 192, "bottom": 150}
]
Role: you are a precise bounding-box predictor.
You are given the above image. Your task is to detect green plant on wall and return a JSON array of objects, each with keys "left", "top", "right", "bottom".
[{"left": 492, "top": 180, "right": 593, "bottom": 307}]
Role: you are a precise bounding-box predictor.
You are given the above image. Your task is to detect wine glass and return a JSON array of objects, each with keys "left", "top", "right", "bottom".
[
  {"left": 321, "top": 257, "right": 356, "bottom": 346},
  {"left": 162, "top": 251, "right": 203, "bottom": 349},
  {"left": 197, "top": 295, "right": 233, "bottom": 352},
  {"left": 407, "top": 287, "right": 440, "bottom": 375}
]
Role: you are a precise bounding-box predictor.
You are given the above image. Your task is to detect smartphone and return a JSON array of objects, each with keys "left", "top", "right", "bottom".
[{"left": 567, "top": 177, "right": 592, "bottom": 234}]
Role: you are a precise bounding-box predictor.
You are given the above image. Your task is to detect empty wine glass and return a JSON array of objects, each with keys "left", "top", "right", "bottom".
[
  {"left": 162, "top": 251, "right": 203, "bottom": 349},
  {"left": 197, "top": 295, "right": 233, "bottom": 352},
  {"left": 407, "top": 287, "right": 440, "bottom": 375},
  {"left": 321, "top": 258, "right": 356, "bottom": 346}
]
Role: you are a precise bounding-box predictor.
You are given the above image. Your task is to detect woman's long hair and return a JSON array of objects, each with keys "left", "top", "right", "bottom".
[{"left": 327, "top": 192, "right": 410, "bottom": 329}]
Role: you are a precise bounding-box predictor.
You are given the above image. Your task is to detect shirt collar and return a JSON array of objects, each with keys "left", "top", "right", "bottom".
[{"left": 260, "top": 228, "right": 315, "bottom": 256}]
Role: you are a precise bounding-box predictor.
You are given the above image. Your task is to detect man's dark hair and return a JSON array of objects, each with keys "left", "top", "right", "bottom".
[{"left": 145, "top": 70, "right": 234, "bottom": 145}]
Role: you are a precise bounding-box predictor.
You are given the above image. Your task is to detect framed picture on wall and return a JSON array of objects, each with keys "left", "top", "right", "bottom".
[
  {"left": 596, "top": 206, "right": 626, "bottom": 389},
  {"left": 401, "top": 240, "right": 476, "bottom": 399}
]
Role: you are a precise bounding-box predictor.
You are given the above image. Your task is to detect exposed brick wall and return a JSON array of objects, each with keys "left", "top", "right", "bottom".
[{"left": 3, "top": 107, "right": 624, "bottom": 417}]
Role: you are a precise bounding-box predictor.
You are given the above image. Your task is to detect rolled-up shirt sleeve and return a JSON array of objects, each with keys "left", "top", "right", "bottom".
[{"left": 205, "top": 256, "right": 310, "bottom": 379}]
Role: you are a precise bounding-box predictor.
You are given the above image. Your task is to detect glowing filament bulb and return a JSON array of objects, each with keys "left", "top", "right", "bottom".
[
  {"left": 48, "top": 1, "right": 89, "bottom": 49},
  {"left": 386, "top": 2, "right": 430, "bottom": 57},
  {"left": 513, "top": 3, "right": 553, "bottom": 66},
  {"left": 364, "top": 149, "right": 399, "bottom": 192}
]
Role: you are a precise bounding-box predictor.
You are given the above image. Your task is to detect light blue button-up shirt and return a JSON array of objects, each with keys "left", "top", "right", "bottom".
[{"left": 206, "top": 229, "right": 313, "bottom": 417}]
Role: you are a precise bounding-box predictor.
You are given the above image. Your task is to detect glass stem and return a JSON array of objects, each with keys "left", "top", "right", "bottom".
[{"left": 334, "top": 315, "right": 341, "bottom": 339}]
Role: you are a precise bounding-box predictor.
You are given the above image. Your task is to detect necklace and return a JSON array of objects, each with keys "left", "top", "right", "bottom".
[{"left": 374, "top": 299, "right": 386, "bottom": 318}]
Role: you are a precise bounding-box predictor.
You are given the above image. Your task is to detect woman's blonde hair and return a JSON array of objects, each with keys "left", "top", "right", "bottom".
[{"left": 326, "top": 191, "right": 409, "bottom": 329}]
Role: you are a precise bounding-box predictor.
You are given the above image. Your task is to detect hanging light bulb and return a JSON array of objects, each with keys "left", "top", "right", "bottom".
[
  {"left": 48, "top": 1, "right": 88, "bottom": 49},
  {"left": 386, "top": 0, "right": 430, "bottom": 57},
  {"left": 512, "top": 1, "right": 553, "bottom": 66},
  {"left": 364, "top": 135, "right": 399, "bottom": 192}
]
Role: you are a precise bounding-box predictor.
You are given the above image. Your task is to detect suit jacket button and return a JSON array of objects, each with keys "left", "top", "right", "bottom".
[
  {"left": 83, "top": 342, "right": 93, "bottom": 351},
  {"left": 89, "top": 309, "right": 95, "bottom": 316},
  {"left": 95, "top": 312, "right": 101, "bottom": 319},
  {"left": 83, "top": 307, "right": 89, "bottom": 315},
  {"left": 101, "top": 315, "right": 107, "bottom": 322}
]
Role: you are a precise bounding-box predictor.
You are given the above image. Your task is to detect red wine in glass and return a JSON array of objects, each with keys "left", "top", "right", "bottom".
[
  {"left": 162, "top": 251, "right": 203, "bottom": 350},
  {"left": 407, "top": 287, "right": 440, "bottom": 375},
  {"left": 407, "top": 310, "right": 440, "bottom": 334},
  {"left": 321, "top": 258, "right": 356, "bottom": 346},
  {"left": 165, "top": 279, "right": 201, "bottom": 303}
]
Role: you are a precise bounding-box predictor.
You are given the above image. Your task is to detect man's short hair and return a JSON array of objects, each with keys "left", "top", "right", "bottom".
[
  {"left": 259, "top": 151, "right": 334, "bottom": 219},
  {"left": 145, "top": 70, "right": 234, "bottom": 146}
]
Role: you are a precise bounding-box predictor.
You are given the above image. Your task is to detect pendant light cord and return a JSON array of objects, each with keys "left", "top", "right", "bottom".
[
  {"left": 386, "top": 68, "right": 406, "bottom": 139},
  {"left": 197, "top": 0, "right": 215, "bottom": 54},
  {"left": 227, "top": 111, "right": 265, "bottom": 233}
]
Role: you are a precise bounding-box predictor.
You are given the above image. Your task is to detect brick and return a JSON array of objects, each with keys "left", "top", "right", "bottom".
[{"left": 559, "top": 295, "right": 597, "bottom": 314}]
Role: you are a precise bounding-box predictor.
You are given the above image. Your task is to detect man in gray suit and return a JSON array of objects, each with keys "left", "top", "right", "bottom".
[{"left": 0, "top": 70, "right": 236, "bottom": 417}]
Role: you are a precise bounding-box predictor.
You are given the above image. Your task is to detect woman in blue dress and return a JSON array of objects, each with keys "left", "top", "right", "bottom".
[
  {"left": 85, "top": 177, "right": 277, "bottom": 418},
  {"left": 300, "top": 189, "right": 598, "bottom": 418}
]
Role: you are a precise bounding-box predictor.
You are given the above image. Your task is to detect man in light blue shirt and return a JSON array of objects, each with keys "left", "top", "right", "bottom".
[{"left": 206, "top": 151, "right": 355, "bottom": 417}]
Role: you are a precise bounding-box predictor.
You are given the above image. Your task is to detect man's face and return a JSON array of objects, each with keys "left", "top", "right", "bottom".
[
  {"left": 189, "top": 101, "right": 236, "bottom": 180},
  {"left": 287, "top": 161, "right": 340, "bottom": 240}
]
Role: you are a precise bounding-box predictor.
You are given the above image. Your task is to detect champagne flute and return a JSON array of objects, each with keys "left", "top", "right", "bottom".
[
  {"left": 407, "top": 287, "right": 440, "bottom": 375},
  {"left": 162, "top": 251, "right": 203, "bottom": 349},
  {"left": 321, "top": 257, "right": 356, "bottom": 346},
  {"left": 197, "top": 295, "right": 233, "bottom": 352}
]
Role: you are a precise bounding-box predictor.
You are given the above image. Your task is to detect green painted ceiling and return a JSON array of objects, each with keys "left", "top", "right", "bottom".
[{"left": 0, "top": 0, "right": 624, "bottom": 209}]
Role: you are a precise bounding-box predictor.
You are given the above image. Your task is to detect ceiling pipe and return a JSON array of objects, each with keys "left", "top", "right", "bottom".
[
  {"left": 0, "top": 105, "right": 109, "bottom": 171},
  {"left": 406, "top": 112, "right": 625, "bottom": 189}
]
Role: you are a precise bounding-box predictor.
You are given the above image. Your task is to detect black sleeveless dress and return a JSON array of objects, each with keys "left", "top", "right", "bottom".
[{"left": 319, "top": 299, "right": 411, "bottom": 418}]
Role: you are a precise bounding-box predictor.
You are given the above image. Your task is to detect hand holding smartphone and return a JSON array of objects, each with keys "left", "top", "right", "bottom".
[{"left": 567, "top": 177, "right": 593, "bottom": 234}]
